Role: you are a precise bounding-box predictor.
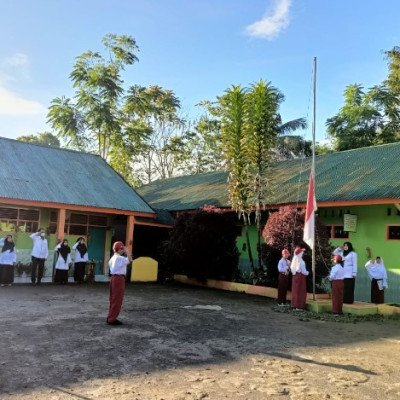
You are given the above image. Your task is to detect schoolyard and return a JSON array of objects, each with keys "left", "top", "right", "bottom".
[{"left": 0, "top": 282, "right": 399, "bottom": 400}]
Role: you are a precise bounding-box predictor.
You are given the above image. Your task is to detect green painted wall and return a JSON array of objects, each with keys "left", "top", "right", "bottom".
[
  {"left": 237, "top": 205, "right": 400, "bottom": 303},
  {"left": 319, "top": 204, "right": 400, "bottom": 303},
  {"left": 236, "top": 224, "right": 260, "bottom": 273}
]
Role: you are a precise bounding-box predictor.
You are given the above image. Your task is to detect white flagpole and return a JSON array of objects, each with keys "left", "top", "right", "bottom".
[{"left": 312, "top": 57, "right": 317, "bottom": 301}]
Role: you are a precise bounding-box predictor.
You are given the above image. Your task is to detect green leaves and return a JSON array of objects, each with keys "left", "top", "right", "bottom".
[{"left": 326, "top": 83, "right": 400, "bottom": 151}]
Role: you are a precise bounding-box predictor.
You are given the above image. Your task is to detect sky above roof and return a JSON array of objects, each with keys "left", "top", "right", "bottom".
[{"left": 1, "top": 0, "right": 399, "bottom": 144}]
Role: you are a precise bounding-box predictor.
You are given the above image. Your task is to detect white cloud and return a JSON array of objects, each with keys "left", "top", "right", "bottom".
[
  {"left": 245, "top": 0, "right": 291, "bottom": 40},
  {"left": 0, "top": 53, "right": 31, "bottom": 82},
  {"left": 0, "top": 86, "right": 47, "bottom": 116},
  {"left": 0, "top": 53, "right": 46, "bottom": 117}
]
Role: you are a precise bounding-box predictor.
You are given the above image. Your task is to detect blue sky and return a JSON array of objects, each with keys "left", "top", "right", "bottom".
[{"left": 0, "top": 0, "right": 399, "bottom": 143}]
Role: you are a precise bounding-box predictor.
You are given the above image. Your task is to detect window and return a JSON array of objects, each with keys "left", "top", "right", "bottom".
[
  {"left": 49, "top": 212, "right": 108, "bottom": 235},
  {"left": 387, "top": 226, "right": 400, "bottom": 240},
  {"left": 0, "top": 207, "right": 39, "bottom": 233},
  {"left": 325, "top": 225, "right": 349, "bottom": 239}
]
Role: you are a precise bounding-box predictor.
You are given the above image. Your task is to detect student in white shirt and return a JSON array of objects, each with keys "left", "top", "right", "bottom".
[
  {"left": 106, "top": 241, "right": 132, "bottom": 326},
  {"left": 328, "top": 254, "right": 345, "bottom": 314},
  {"left": 290, "top": 246, "right": 310, "bottom": 310},
  {"left": 277, "top": 248, "right": 291, "bottom": 305},
  {"left": 30, "top": 229, "right": 49, "bottom": 285},
  {"left": 0, "top": 235, "right": 17, "bottom": 286},
  {"left": 333, "top": 241, "right": 358, "bottom": 304},
  {"left": 365, "top": 256, "right": 388, "bottom": 304},
  {"left": 54, "top": 239, "right": 71, "bottom": 284},
  {"left": 72, "top": 237, "right": 89, "bottom": 283}
]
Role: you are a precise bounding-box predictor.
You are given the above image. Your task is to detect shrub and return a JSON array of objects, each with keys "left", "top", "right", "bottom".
[
  {"left": 163, "top": 205, "right": 240, "bottom": 280},
  {"left": 261, "top": 205, "right": 333, "bottom": 292}
]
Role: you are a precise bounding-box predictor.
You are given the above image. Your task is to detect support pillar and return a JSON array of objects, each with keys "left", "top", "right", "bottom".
[
  {"left": 125, "top": 215, "right": 135, "bottom": 252},
  {"left": 56, "top": 209, "right": 66, "bottom": 242}
]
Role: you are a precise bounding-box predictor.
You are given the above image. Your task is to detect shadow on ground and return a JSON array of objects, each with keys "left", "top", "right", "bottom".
[{"left": 0, "top": 282, "right": 398, "bottom": 397}]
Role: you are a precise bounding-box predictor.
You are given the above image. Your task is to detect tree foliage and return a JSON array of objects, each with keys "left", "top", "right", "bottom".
[
  {"left": 326, "top": 46, "right": 400, "bottom": 151},
  {"left": 261, "top": 206, "right": 332, "bottom": 291},
  {"left": 17, "top": 132, "right": 60, "bottom": 147},
  {"left": 48, "top": 34, "right": 139, "bottom": 160},
  {"left": 163, "top": 206, "right": 239, "bottom": 280},
  {"left": 326, "top": 84, "right": 400, "bottom": 151}
]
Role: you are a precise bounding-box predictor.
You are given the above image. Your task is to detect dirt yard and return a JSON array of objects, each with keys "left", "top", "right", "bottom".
[{"left": 0, "top": 282, "right": 399, "bottom": 400}]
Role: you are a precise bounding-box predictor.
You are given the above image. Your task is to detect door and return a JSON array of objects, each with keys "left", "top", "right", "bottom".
[{"left": 88, "top": 227, "right": 106, "bottom": 275}]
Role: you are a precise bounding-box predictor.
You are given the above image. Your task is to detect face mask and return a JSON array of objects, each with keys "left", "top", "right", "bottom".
[{"left": 40, "top": 233, "right": 45, "bottom": 238}]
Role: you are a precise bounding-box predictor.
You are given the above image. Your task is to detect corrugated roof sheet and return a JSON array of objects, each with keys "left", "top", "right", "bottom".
[
  {"left": 137, "top": 142, "right": 400, "bottom": 211},
  {"left": 0, "top": 137, "right": 154, "bottom": 214}
]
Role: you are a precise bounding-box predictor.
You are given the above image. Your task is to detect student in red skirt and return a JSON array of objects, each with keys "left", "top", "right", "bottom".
[
  {"left": 106, "top": 241, "right": 132, "bottom": 326},
  {"left": 290, "top": 246, "right": 310, "bottom": 310},
  {"left": 365, "top": 256, "right": 388, "bottom": 304},
  {"left": 328, "top": 254, "right": 345, "bottom": 315},
  {"left": 277, "top": 248, "right": 291, "bottom": 306}
]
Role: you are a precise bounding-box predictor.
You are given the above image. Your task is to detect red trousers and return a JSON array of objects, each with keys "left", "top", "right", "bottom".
[
  {"left": 107, "top": 275, "right": 126, "bottom": 323},
  {"left": 331, "top": 280, "right": 344, "bottom": 314},
  {"left": 277, "top": 273, "right": 289, "bottom": 303}
]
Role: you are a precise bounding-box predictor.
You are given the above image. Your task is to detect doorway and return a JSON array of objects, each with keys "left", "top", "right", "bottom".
[{"left": 88, "top": 227, "right": 106, "bottom": 275}]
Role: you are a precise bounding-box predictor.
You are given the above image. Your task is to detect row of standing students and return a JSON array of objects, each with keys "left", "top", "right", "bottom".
[
  {"left": 0, "top": 232, "right": 89, "bottom": 286},
  {"left": 53, "top": 237, "right": 89, "bottom": 284},
  {"left": 277, "top": 241, "right": 389, "bottom": 315},
  {"left": 277, "top": 246, "right": 310, "bottom": 310}
]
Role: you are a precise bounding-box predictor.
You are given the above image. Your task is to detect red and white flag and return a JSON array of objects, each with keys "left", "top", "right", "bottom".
[{"left": 303, "top": 167, "right": 317, "bottom": 250}]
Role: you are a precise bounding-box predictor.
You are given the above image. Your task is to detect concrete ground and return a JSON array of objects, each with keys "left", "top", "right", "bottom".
[{"left": 0, "top": 282, "right": 400, "bottom": 400}]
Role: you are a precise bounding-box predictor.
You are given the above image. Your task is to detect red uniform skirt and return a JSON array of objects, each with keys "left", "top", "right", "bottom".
[
  {"left": 371, "top": 279, "right": 384, "bottom": 304},
  {"left": 331, "top": 280, "right": 344, "bottom": 314},
  {"left": 291, "top": 274, "right": 307, "bottom": 309}
]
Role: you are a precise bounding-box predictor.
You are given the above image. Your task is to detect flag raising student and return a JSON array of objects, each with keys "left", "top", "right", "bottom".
[
  {"left": 328, "top": 254, "right": 345, "bottom": 315},
  {"left": 277, "top": 248, "right": 291, "bottom": 305},
  {"left": 290, "top": 246, "right": 310, "bottom": 310}
]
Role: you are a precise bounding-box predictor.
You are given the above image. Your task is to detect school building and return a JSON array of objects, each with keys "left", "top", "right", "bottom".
[
  {"left": 0, "top": 137, "right": 172, "bottom": 281},
  {"left": 138, "top": 142, "right": 400, "bottom": 303}
]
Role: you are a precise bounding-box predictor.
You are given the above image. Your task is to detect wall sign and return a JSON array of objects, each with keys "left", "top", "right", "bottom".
[{"left": 343, "top": 214, "right": 357, "bottom": 232}]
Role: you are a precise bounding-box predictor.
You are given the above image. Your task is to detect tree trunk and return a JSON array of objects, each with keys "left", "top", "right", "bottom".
[{"left": 243, "top": 216, "right": 254, "bottom": 271}]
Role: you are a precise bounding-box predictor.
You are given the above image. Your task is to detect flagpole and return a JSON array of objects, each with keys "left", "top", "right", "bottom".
[{"left": 312, "top": 57, "right": 317, "bottom": 301}]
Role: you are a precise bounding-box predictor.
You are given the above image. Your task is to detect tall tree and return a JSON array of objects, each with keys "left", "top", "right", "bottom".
[
  {"left": 47, "top": 34, "right": 140, "bottom": 160},
  {"left": 219, "top": 85, "right": 254, "bottom": 270},
  {"left": 17, "top": 132, "right": 61, "bottom": 147},
  {"left": 124, "top": 85, "right": 185, "bottom": 183},
  {"left": 245, "top": 80, "right": 282, "bottom": 269}
]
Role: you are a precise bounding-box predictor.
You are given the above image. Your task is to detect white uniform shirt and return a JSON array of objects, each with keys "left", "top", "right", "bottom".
[
  {"left": 365, "top": 260, "right": 388, "bottom": 288},
  {"left": 72, "top": 242, "right": 89, "bottom": 262},
  {"left": 54, "top": 243, "right": 72, "bottom": 270},
  {"left": 329, "top": 263, "right": 345, "bottom": 280},
  {"left": 277, "top": 258, "right": 290, "bottom": 273},
  {"left": 30, "top": 233, "right": 48, "bottom": 259},
  {"left": 0, "top": 238, "right": 17, "bottom": 265},
  {"left": 108, "top": 254, "right": 130, "bottom": 275},
  {"left": 290, "top": 253, "right": 309, "bottom": 276},
  {"left": 333, "top": 248, "right": 357, "bottom": 278}
]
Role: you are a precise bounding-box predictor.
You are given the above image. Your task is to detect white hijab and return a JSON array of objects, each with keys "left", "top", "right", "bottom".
[{"left": 290, "top": 252, "right": 303, "bottom": 274}]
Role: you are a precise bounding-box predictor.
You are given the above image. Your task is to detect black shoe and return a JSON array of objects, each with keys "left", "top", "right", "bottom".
[{"left": 107, "top": 319, "right": 123, "bottom": 325}]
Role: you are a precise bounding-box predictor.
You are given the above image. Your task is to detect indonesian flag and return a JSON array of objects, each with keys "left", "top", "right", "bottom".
[{"left": 303, "top": 166, "right": 317, "bottom": 250}]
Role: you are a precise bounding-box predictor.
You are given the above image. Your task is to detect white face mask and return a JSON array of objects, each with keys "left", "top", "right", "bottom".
[{"left": 40, "top": 232, "right": 45, "bottom": 238}]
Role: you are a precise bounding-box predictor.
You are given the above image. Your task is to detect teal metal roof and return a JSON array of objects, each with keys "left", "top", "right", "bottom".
[
  {"left": 0, "top": 137, "right": 154, "bottom": 214},
  {"left": 138, "top": 142, "right": 400, "bottom": 211}
]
